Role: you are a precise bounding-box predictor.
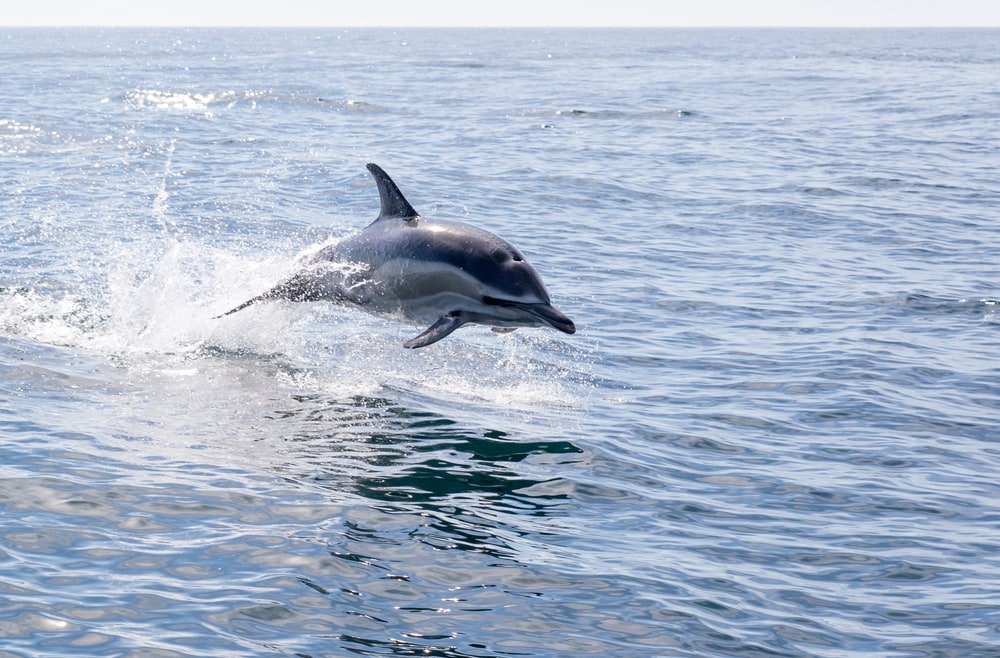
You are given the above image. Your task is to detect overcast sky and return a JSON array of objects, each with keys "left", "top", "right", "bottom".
[{"left": 3, "top": 0, "right": 998, "bottom": 27}]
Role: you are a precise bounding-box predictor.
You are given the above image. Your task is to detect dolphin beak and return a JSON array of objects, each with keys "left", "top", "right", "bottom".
[
  {"left": 528, "top": 303, "right": 576, "bottom": 335},
  {"left": 484, "top": 296, "right": 576, "bottom": 335}
]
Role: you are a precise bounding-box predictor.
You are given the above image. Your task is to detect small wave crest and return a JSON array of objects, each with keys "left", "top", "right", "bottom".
[
  {"left": 122, "top": 88, "right": 272, "bottom": 112},
  {"left": 120, "top": 89, "right": 381, "bottom": 114},
  {"left": 0, "top": 119, "right": 51, "bottom": 155}
]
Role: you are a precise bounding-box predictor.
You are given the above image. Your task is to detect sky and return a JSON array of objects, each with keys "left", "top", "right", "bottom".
[{"left": 2, "top": 0, "right": 999, "bottom": 27}]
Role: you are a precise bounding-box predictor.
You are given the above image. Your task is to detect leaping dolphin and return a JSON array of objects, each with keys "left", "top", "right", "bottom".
[{"left": 218, "top": 163, "right": 576, "bottom": 349}]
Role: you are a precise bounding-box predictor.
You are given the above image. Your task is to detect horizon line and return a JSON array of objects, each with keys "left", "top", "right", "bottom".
[{"left": 3, "top": 24, "right": 999, "bottom": 29}]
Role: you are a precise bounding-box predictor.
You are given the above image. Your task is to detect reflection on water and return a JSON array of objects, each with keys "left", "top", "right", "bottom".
[
  {"left": 0, "top": 383, "right": 596, "bottom": 658},
  {"left": 267, "top": 394, "right": 584, "bottom": 561},
  {"left": 245, "top": 396, "right": 601, "bottom": 658}
]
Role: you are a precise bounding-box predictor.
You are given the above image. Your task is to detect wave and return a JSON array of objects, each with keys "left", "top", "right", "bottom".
[
  {"left": 0, "top": 119, "right": 56, "bottom": 155},
  {"left": 515, "top": 107, "right": 699, "bottom": 122},
  {"left": 120, "top": 88, "right": 385, "bottom": 113},
  {"left": 122, "top": 88, "right": 274, "bottom": 111}
]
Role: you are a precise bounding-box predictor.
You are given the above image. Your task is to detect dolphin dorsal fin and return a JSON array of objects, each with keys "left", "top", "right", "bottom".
[{"left": 367, "top": 163, "right": 419, "bottom": 222}]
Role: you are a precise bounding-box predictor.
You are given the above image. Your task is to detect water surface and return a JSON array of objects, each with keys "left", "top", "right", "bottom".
[{"left": 1, "top": 28, "right": 998, "bottom": 657}]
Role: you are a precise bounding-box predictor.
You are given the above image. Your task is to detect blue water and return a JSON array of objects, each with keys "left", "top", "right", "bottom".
[{"left": 1, "top": 27, "right": 999, "bottom": 657}]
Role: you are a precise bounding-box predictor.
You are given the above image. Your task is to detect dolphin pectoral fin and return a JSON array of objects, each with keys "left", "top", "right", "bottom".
[{"left": 403, "top": 312, "right": 468, "bottom": 349}]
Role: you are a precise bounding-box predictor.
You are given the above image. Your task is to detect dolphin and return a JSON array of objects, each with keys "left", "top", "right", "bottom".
[{"left": 218, "top": 163, "right": 575, "bottom": 349}]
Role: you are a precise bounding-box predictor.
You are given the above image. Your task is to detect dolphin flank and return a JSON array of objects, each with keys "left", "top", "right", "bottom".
[{"left": 218, "top": 163, "right": 576, "bottom": 349}]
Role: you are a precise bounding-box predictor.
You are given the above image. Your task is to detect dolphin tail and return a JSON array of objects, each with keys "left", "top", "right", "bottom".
[
  {"left": 214, "top": 271, "right": 326, "bottom": 319},
  {"left": 214, "top": 295, "right": 265, "bottom": 318},
  {"left": 403, "top": 312, "right": 469, "bottom": 349}
]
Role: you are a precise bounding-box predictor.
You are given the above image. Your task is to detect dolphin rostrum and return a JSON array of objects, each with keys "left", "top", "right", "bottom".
[{"left": 218, "top": 163, "right": 575, "bottom": 349}]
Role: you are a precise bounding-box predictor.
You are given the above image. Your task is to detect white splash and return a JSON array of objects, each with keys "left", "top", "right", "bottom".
[
  {"left": 152, "top": 138, "right": 176, "bottom": 231},
  {"left": 0, "top": 235, "right": 585, "bottom": 414},
  {"left": 0, "top": 240, "right": 300, "bottom": 360}
]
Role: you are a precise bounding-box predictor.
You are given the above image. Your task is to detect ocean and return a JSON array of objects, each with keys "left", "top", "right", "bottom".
[{"left": 0, "top": 27, "right": 998, "bottom": 657}]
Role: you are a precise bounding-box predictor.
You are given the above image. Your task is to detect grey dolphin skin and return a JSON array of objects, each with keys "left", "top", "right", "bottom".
[{"left": 218, "top": 163, "right": 575, "bottom": 349}]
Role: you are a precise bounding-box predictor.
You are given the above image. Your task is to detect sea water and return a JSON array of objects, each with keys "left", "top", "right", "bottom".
[{"left": 0, "top": 28, "right": 998, "bottom": 657}]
